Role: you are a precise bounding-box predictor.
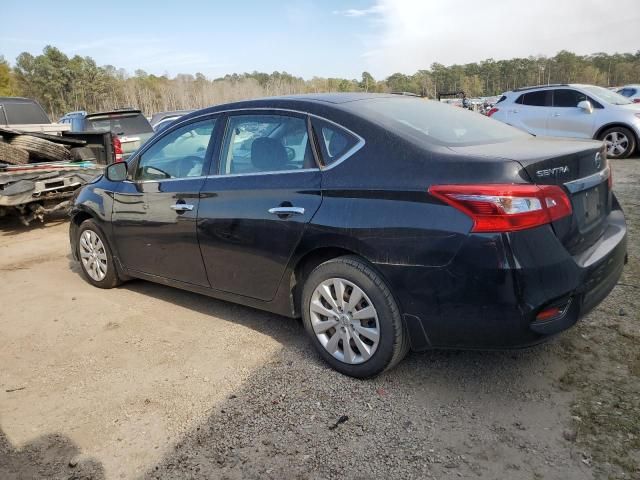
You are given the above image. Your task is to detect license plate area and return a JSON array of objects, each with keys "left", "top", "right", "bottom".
[{"left": 573, "top": 183, "right": 606, "bottom": 230}]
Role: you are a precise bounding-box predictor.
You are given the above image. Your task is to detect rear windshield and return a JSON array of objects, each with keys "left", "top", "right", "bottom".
[
  {"left": 1, "top": 101, "right": 50, "bottom": 124},
  {"left": 85, "top": 113, "right": 153, "bottom": 135},
  {"left": 355, "top": 97, "right": 529, "bottom": 146}
]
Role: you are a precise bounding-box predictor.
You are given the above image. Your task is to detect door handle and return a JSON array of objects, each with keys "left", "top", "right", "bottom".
[
  {"left": 170, "top": 203, "right": 194, "bottom": 212},
  {"left": 553, "top": 113, "right": 561, "bottom": 117},
  {"left": 268, "top": 206, "right": 305, "bottom": 216}
]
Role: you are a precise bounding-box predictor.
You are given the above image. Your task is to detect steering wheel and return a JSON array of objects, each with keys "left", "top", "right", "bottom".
[{"left": 284, "top": 146, "right": 296, "bottom": 162}]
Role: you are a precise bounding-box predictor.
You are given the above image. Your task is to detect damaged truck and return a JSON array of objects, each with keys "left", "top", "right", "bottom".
[{"left": 0, "top": 97, "right": 120, "bottom": 224}]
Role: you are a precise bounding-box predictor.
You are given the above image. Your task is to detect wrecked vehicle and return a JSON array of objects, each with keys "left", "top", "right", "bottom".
[{"left": 0, "top": 97, "right": 118, "bottom": 224}]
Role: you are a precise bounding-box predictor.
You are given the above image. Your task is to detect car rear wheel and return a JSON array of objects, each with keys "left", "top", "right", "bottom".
[
  {"left": 301, "top": 255, "right": 409, "bottom": 378},
  {"left": 77, "top": 219, "right": 121, "bottom": 289},
  {"left": 599, "top": 127, "right": 636, "bottom": 159}
]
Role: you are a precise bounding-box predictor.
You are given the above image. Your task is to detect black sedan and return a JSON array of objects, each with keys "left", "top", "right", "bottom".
[{"left": 69, "top": 93, "right": 627, "bottom": 378}]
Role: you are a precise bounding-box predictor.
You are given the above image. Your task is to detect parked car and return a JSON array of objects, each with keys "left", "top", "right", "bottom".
[
  {"left": 488, "top": 84, "right": 640, "bottom": 158},
  {"left": 69, "top": 93, "right": 627, "bottom": 377},
  {"left": 150, "top": 110, "right": 195, "bottom": 132},
  {"left": 617, "top": 84, "right": 640, "bottom": 103},
  {"left": 59, "top": 108, "right": 154, "bottom": 161}
]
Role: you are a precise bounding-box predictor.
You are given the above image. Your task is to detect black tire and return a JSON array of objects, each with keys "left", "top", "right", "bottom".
[
  {"left": 0, "top": 141, "right": 29, "bottom": 165},
  {"left": 76, "top": 219, "right": 122, "bottom": 289},
  {"left": 301, "top": 255, "right": 409, "bottom": 378},
  {"left": 9, "top": 135, "right": 71, "bottom": 162},
  {"left": 598, "top": 126, "right": 636, "bottom": 159}
]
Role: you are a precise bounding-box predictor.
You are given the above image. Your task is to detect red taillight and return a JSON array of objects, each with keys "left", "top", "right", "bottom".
[
  {"left": 536, "top": 306, "right": 562, "bottom": 321},
  {"left": 633, "top": 98, "right": 640, "bottom": 103},
  {"left": 428, "top": 184, "right": 573, "bottom": 233},
  {"left": 487, "top": 107, "right": 499, "bottom": 117},
  {"left": 536, "top": 299, "right": 571, "bottom": 321},
  {"left": 112, "top": 136, "right": 124, "bottom": 163}
]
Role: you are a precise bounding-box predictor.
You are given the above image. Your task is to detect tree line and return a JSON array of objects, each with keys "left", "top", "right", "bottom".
[{"left": 0, "top": 46, "right": 639, "bottom": 119}]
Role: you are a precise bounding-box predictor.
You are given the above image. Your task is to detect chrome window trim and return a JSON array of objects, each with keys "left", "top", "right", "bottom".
[
  {"left": 564, "top": 166, "right": 610, "bottom": 194},
  {"left": 168, "top": 107, "right": 366, "bottom": 174},
  {"left": 127, "top": 107, "right": 366, "bottom": 181},
  {"left": 207, "top": 168, "right": 320, "bottom": 179},
  {"left": 123, "top": 175, "right": 208, "bottom": 185}
]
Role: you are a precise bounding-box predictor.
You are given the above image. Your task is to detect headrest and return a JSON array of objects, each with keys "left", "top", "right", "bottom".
[{"left": 251, "top": 137, "right": 288, "bottom": 171}]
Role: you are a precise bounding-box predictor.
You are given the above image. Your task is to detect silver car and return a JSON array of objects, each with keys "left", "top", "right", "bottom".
[
  {"left": 489, "top": 84, "right": 640, "bottom": 158},
  {"left": 617, "top": 84, "right": 640, "bottom": 104}
]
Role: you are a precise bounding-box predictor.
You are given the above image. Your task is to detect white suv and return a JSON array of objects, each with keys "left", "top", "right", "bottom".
[{"left": 489, "top": 84, "right": 640, "bottom": 158}]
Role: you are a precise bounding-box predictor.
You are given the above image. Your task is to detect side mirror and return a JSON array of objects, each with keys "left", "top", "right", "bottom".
[
  {"left": 577, "top": 100, "right": 593, "bottom": 114},
  {"left": 105, "top": 162, "right": 128, "bottom": 182}
]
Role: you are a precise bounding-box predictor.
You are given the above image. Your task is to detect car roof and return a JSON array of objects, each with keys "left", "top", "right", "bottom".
[
  {"left": 177, "top": 93, "right": 402, "bottom": 120},
  {"left": 0, "top": 96, "right": 40, "bottom": 104},
  {"left": 272, "top": 92, "right": 398, "bottom": 104}
]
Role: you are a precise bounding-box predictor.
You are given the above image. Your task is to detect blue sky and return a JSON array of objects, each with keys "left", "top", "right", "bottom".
[{"left": 1, "top": 0, "right": 638, "bottom": 80}]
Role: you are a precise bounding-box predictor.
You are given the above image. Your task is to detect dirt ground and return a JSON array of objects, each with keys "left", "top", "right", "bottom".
[{"left": 0, "top": 159, "right": 638, "bottom": 480}]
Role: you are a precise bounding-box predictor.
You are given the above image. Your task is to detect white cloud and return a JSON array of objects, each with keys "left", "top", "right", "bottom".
[
  {"left": 347, "top": 0, "right": 640, "bottom": 77},
  {"left": 333, "top": 5, "right": 387, "bottom": 17}
]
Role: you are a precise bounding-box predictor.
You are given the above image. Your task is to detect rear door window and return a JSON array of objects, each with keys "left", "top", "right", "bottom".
[
  {"left": 519, "top": 91, "right": 552, "bottom": 107},
  {"left": 310, "top": 118, "right": 360, "bottom": 167},
  {"left": 219, "top": 114, "right": 315, "bottom": 175}
]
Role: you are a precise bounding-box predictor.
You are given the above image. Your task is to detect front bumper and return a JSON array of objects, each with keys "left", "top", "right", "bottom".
[{"left": 375, "top": 206, "right": 627, "bottom": 350}]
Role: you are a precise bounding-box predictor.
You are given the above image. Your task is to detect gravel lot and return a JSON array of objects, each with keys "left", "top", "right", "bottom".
[{"left": 0, "top": 158, "right": 638, "bottom": 480}]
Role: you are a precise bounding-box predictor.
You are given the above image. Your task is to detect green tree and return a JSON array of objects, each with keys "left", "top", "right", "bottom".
[{"left": 0, "top": 56, "right": 15, "bottom": 96}]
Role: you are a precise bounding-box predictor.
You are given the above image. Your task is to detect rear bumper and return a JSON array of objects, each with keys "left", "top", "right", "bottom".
[{"left": 376, "top": 205, "right": 627, "bottom": 350}]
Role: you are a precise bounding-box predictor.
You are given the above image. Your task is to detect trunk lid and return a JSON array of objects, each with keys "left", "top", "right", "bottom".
[{"left": 449, "top": 136, "right": 611, "bottom": 255}]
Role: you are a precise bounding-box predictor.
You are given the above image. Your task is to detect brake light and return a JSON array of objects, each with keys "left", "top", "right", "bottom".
[
  {"left": 536, "top": 306, "right": 562, "bottom": 321},
  {"left": 429, "top": 184, "right": 572, "bottom": 233},
  {"left": 112, "top": 136, "right": 124, "bottom": 163},
  {"left": 633, "top": 99, "right": 640, "bottom": 103},
  {"left": 487, "top": 107, "right": 499, "bottom": 117}
]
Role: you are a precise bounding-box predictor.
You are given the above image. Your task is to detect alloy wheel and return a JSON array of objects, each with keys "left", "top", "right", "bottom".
[
  {"left": 604, "top": 131, "right": 629, "bottom": 157},
  {"left": 79, "top": 230, "right": 108, "bottom": 282},
  {"left": 309, "top": 277, "right": 380, "bottom": 364}
]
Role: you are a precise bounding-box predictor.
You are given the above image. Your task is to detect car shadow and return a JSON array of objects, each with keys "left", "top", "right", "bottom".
[{"left": 0, "top": 426, "right": 105, "bottom": 479}]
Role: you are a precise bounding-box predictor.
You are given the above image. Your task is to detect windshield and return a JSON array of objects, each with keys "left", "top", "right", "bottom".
[
  {"left": 354, "top": 97, "right": 529, "bottom": 146},
  {"left": 85, "top": 113, "right": 153, "bottom": 135},
  {"left": 582, "top": 86, "right": 632, "bottom": 106}
]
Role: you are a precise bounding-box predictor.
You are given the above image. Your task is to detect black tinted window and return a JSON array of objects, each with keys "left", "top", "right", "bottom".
[
  {"left": 521, "top": 91, "right": 552, "bottom": 106},
  {"left": 86, "top": 113, "right": 153, "bottom": 135},
  {"left": 311, "top": 118, "right": 359, "bottom": 166},
  {"left": 553, "top": 89, "right": 588, "bottom": 107},
  {"left": 2, "top": 102, "right": 50, "bottom": 124},
  {"left": 496, "top": 95, "right": 507, "bottom": 104}
]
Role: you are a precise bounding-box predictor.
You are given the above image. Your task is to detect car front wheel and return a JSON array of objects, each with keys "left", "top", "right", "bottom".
[
  {"left": 76, "top": 219, "right": 121, "bottom": 289},
  {"left": 301, "top": 255, "right": 409, "bottom": 378},
  {"left": 600, "top": 126, "right": 636, "bottom": 159}
]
